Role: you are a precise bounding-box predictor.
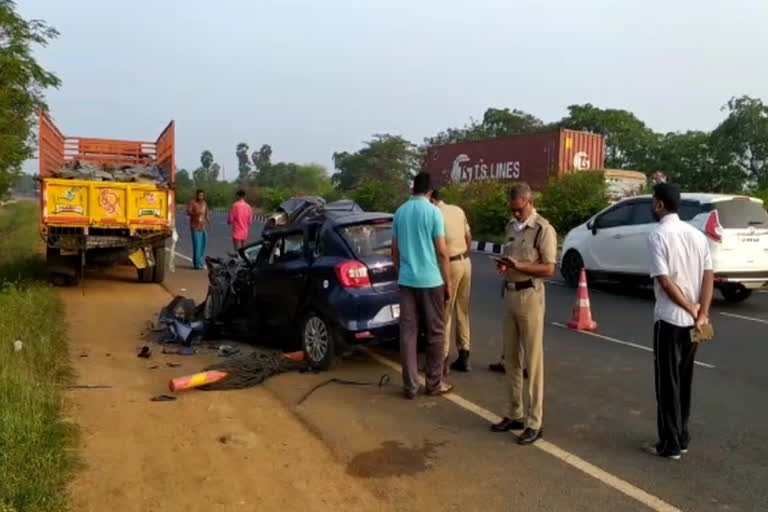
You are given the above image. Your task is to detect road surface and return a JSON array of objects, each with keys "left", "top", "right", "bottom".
[{"left": 165, "top": 211, "right": 768, "bottom": 511}]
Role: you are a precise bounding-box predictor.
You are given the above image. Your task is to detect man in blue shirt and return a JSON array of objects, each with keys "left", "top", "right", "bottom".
[{"left": 392, "top": 172, "right": 453, "bottom": 399}]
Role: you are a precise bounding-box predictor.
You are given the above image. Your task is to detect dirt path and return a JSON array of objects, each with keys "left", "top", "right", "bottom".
[{"left": 64, "top": 268, "right": 388, "bottom": 512}]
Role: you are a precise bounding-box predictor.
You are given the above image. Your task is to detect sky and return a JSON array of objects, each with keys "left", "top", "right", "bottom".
[{"left": 20, "top": 0, "right": 768, "bottom": 177}]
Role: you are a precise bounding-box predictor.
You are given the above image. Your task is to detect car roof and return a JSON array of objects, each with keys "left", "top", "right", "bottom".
[
  {"left": 619, "top": 193, "right": 762, "bottom": 204},
  {"left": 262, "top": 211, "right": 392, "bottom": 238}
]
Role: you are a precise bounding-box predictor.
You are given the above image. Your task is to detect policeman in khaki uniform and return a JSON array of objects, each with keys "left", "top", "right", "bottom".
[
  {"left": 430, "top": 188, "right": 473, "bottom": 373},
  {"left": 491, "top": 183, "right": 557, "bottom": 445}
]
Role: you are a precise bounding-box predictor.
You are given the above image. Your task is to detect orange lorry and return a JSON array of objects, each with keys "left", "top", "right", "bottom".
[{"left": 38, "top": 111, "right": 175, "bottom": 284}]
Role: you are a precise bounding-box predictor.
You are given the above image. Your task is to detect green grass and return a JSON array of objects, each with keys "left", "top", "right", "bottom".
[{"left": 0, "top": 202, "right": 79, "bottom": 512}]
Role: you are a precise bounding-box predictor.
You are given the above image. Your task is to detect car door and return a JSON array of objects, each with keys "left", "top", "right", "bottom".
[
  {"left": 621, "top": 199, "right": 657, "bottom": 275},
  {"left": 256, "top": 231, "right": 310, "bottom": 330},
  {"left": 587, "top": 202, "right": 634, "bottom": 273}
]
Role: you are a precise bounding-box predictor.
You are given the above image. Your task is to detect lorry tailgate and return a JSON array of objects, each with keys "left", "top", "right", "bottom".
[{"left": 43, "top": 179, "right": 172, "bottom": 230}]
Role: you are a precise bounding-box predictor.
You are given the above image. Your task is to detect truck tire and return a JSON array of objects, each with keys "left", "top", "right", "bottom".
[
  {"left": 47, "top": 247, "right": 80, "bottom": 287},
  {"left": 137, "top": 265, "right": 154, "bottom": 283},
  {"left": 152, "top": 245, "right": 167, "bottom": 283}
]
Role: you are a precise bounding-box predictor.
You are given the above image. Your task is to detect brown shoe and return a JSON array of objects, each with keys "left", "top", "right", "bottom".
[{"left": 426, "top": 382, "right": 453, "bottom": 396}]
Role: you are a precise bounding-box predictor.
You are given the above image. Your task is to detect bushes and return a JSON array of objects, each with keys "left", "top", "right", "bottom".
[
  {"left": 439, "top": 173, "right": 608, "bottom": 242},
  {"left": 440, "top": 182, "right": 509, "bottom": 241},
  {"left": 537, "top": 172, "right": 609, "bottom": 234},
  {"left": 754, "top": 189, "right": 768, "bottom": 210}
]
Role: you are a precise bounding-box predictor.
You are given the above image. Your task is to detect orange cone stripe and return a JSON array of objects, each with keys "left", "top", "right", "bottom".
[
  {"left": 567, "top": 269, "right": 598, "bottom": 332},
  {"left": 169, "top": 370, "right": 229, "bottom": 392}
]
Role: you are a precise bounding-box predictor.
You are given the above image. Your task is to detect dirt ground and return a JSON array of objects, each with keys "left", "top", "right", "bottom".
[{"left": 63, "top": 268, "right": 389, "bottom": 512}]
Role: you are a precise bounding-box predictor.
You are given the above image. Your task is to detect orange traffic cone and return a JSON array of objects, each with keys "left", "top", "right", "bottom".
[
  {"left": 282, "top": 351, "right": 305, "bottom": 362},
  {"left": 567, "top": 269, "right": 597, "bottom": 332},
  {"left": 169, "top": 370, "right": 229, "bottom": 392}
]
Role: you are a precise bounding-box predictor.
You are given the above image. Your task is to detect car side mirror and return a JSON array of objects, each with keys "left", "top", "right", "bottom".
[{"left": 588, "top": 220, "right": 598, "bottom": 235}]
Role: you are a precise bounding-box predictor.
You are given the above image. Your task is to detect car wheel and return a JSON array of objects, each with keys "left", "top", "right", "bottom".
[
  {"left": 301, "top": 313, "right": 335, "bottom": 370},
  {"left": 561, "top": 250, "right": 584, "bottom": 288},
  {"left": 720, "top": 284, "right": 752, "bottom": 303}
]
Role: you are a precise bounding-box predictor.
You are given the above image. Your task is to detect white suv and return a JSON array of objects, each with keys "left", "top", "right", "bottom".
[{"left": 560, "top": 193, "right": 768, "bottom": 303}]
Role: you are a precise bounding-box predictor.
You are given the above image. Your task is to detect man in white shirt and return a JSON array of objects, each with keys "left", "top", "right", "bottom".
[{"left": 647, "top": 183, "right": 714, "bottom": 460}]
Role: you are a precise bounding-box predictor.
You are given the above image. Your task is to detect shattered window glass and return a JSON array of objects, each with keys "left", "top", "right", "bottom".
[
  {"left": 340, "top": 222, "right": 392, "bottom": 257},
  {"left": 277, "top": 233, "right": 305, "bottom": 262}
]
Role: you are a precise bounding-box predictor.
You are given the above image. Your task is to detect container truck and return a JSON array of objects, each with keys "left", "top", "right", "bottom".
[
  {"left": 423, "top": 129, "right": 606, "bottom": 190},
  {"left": 38, "top": 111, "right": 175, "bottom": 285}
]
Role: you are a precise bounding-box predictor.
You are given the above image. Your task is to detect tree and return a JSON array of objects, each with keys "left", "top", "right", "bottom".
[
  {"left": 652, "top": 131, "right": 744, "bottom": 193},
  {"left": 193, "top": 150, "right": 219, "bottom": 184},
  {"left": 176, "top": 168, "right": 193, "bottom": 187},
  {"left": 332, "top": 134, "right": 419, "bottom": 192},
  {"left": 537, "top": 172, "right": 609, "bottom": 234},
  {"left": 559, "top": 104, "right": 656, "bottom": 170},
  {"left": 0, "top": 0, "right": 61, "bottom": 197},
  {"left": 712, "top": 95, "right": 768, "bottom": 189},
  {"left": 235, "top": 142, "right": 251, "bottom": 182},
  {"left": 251, "top": 144, "right": 272, "bottom": 172},
  {"left": 426, "top": 107, "right": 547, "bottom": 146}
]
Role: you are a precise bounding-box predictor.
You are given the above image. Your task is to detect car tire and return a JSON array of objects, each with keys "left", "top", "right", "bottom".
[
  {"left": 301, "top": 312, "right": 336, "bottom": 370},
  {"left": 720, "top": 284, "right": 752, "bottom": 303},
  {"left": 561, "top": 250, "right": 584, "bottom": 288}
]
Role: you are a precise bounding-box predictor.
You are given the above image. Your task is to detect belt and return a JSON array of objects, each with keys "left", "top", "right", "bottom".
[
  {"left": 505, "top": 279, "right": 534, "bottom": 292},
  {"left": 449, "top": 253, "right": 467, "bottom": 262}
]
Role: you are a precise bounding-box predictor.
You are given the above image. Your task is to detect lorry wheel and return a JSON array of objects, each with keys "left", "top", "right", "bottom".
[
  {"left": 152, "top": 246, "right": 167, "bottom": 283},
  {"left": 47, "top": 248, "right": 80, "bottom": 287},
  {"left": 137, "top": 265, "right": 154, "bottom": 283}
]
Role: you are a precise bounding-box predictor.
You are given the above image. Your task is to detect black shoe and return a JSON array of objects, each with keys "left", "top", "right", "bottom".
[
  {"left": 643, "top": 443, "right": 681, "bottom": 460},
  {"left": 489, "top": 362, "right": 505, "bottom": 374},
  {"left": 491, "top": 417, "right": 525, "bottom": 432},
  {"left": 450, "top": 350, "right": 471, "bottom": 372},
  {"left": 518, "top": 428, "right": 543, "bottom": 445}
]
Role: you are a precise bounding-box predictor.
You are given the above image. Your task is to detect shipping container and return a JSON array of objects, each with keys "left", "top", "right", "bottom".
[{"left": 423, "top": 129, "right": 605, "bottom": 190}]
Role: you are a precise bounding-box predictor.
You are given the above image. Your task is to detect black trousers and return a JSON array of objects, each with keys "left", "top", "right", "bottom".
[{"left": 653, "top": 320, "right": 698, "bottom": 454}]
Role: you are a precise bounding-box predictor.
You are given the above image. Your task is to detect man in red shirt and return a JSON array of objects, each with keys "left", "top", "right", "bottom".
[{"left": 228, "top": 190, "right": 253, "bottom": 251}]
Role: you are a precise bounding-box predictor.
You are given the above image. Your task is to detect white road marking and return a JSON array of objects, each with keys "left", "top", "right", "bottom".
[
  {"left": 361, "top": 347, "right": 682, "bottom": 512},
  {"left": 550, "top": 322, "right": 716, "bottom": 369},
  {"left": 166, "top": 248, "right": 193, "bottom": 263},
  {"left": 720, "top": 312, "right": 768, "bottom": 325}
]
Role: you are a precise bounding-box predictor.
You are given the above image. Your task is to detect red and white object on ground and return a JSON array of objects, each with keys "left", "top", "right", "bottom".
[{"left": 567, "top": 269, "right": 598, "bottom": 332}]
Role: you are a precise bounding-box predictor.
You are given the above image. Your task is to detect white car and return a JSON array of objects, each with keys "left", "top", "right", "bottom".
[{"left": 560, "top": 193, "right": 768, "bottom": 303}]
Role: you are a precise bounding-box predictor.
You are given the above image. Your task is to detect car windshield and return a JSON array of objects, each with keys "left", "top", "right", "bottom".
[
  {"left": 339, "top": 221, "right": 393, "bottom": 257},
  {"left": 715, "top": 200, "right": 768, "bottom": 229},
  {"left": 241, "top": 243, "right": 263, "bottom": 263}
]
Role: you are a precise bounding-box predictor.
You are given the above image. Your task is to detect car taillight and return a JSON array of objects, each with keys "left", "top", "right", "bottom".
[
  {"left": 335, "top": 260, "right": 371, "bottom": 289},
  {"left": 705, "top": 211, "right": 722, "bottom": 243}
]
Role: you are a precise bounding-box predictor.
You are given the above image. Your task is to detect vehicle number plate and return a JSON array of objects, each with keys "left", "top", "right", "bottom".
[{"left": 391, "top": 304, "right": 400, "bottom": 318}]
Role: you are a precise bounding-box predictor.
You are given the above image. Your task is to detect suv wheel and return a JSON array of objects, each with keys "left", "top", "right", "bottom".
[
  {"left": 561, "top": 250, "right": 584, "bottom": 288},
  {"left": 720, "top": 284, "right": 752, "bottom": 303},
  {"left": 301, "top": 313, "right": 335, "bottom": 370}
]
